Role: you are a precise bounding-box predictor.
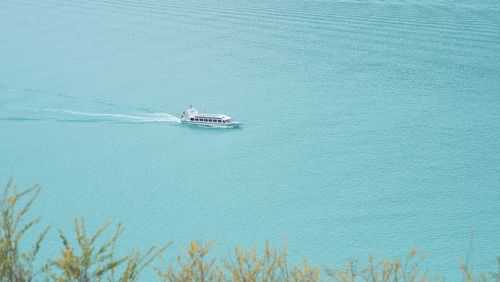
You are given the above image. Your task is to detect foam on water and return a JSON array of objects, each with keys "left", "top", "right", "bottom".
[
  {"left": 49, "top": 109, "right": 181, "bottom": 124},
  {"left": 0, "top": 84, "right": 180, "bottom": 124}
]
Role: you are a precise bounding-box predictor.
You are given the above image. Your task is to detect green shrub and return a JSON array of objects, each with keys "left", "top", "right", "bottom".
[
  {"left": 45, "top": 218, "right": 169, "bottom": 282},
  {"left": 0, "top": 179, "right": 49, "bottom": 282},
  {"left": 1, "top": 179, "right": 498, "bottom": 282}
]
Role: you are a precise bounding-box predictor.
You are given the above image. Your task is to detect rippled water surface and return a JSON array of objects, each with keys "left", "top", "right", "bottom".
[{"left": 1, "top": 0, "right": 499, "bottom": 279}]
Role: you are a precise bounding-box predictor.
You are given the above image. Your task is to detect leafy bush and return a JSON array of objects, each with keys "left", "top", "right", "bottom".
[
  {"left": 1, "top": 179, "right": 498, "bottom": 282},
  {"left": 46, "top": 218, "right": 169, "bottom": 282},
  {"left": 0, "top": 179, "right": 49, "bottom": 282}
]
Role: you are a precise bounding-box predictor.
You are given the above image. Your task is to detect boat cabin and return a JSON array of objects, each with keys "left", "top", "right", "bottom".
[
  {"left": 189, "top": 116, "right": 232, "bottom": 123},
  {"left": 181, "top": 107, "right": 233, "bottom": 124}
]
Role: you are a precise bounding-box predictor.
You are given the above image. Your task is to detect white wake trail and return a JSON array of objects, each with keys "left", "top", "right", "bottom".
[{"left": 49, "top": 109, "right": 181, "bottom": 123}]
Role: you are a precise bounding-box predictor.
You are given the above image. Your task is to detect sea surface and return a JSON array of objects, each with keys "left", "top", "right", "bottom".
[{"left": 1, "top": 0, "right": 499, "bottom": 280}]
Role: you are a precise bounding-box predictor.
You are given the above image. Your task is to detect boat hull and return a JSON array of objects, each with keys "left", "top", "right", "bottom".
[{"left": 180, "top": 120, "right": 241, "bottom": 128}]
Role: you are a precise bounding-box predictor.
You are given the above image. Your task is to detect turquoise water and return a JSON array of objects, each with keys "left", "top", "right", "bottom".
[{"left": 1, "top": 0, "right": 499, "bottom": 279}]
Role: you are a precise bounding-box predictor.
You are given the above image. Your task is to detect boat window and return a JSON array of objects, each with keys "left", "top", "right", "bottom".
[
  {"left": 218, "top": 120, "right": 221, "bottom": 123},
  {"left": 204, "top": 119, "right": 208, "bottom": 122},
  {"left": 190, "top": 118, "right": 194, "bottom": 121},
  {"left": 195, "top": 118, "right": 199, "bottom": 121},
  {"left": 209, "top": 119, "right": 213, "bottom": 122}
]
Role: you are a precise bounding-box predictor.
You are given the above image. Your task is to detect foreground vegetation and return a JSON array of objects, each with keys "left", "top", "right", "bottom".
[{"left": 1, "top": 179, "right": 498, "bottom": 282}]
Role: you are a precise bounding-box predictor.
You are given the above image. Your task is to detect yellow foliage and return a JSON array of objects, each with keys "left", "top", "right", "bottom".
[{"left": 1, "top": 178, "right": 499, "bottom": 282}]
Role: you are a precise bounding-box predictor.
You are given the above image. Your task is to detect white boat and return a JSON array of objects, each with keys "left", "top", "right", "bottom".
[{"left": 180, "top": 106, "right": 241, "bottom": 127}]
